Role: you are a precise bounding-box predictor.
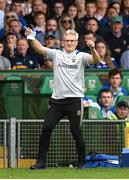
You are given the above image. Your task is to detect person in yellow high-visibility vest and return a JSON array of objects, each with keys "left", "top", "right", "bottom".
[
  {"left": 105, "top": 100, "right": 129, "bottom": 154},
  {"left": 108, "top": 100, "right": 129, "bottom": 127}
]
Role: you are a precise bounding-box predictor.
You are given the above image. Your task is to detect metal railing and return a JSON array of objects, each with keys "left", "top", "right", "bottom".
[
  {"left": 0, "top": 118, "right": 127, "bottom": 168},
  {"left": 0, "top": 119, "right": 8, "bottom": 168}
]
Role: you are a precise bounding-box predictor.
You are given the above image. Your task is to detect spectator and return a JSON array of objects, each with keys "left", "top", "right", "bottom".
[
  {"left": 46, "top": 18, "right": 60, "bottom": 38},
  {"left": 40, "top": 32, "right": 58, "bottom": 69},
  {"left": 84, "top": 17, "right": 103, "bottom": 41},
  {"left": 58, "top": 14, "right": 75, "bottom": 40},
  {"left": 108, "top": 100, "right": 129, "bottom": 121},
  {"left": 11, "top": 37, "right": 39, "bottom": 69},
  {"left": 44, "top": 32, "right": 58, "bottom": 49},
  {"left": 0, "top": 41, "right": 11, "bottom": 70},
  {"left": 95, "top": 0, "right": 108, "bottom": 21},
  {"left": 33, "top": 11, "right": 46, "bottom": 33},
  {"left": 80, "top": 30, "right": 96, "bottom": 53},
  {"left": 100, "top": 6, "right": 119, "bottom": 35},
  {"left": 108, "top": 1, "right": 121, "bottom": 14},
  {"left": 50, "top": 0, "right": 64, "bottom": 22},
  {"left": 67, "top": 3, "right": 78, "bottom": 21},
  {"left": 0, "top": 0, "right": 7, "bottom": 30},
  {"left": 93, "top": 40, "right": 117, "bottom": 69},
  {"left": 120, "top": 49, "right": 129, "bottom": 69},
  {"left": 0, "top": 0, "right": 7, "bottom": 11},
  {"left": 99, "top": 68, "right": 127, "bottom": 106},
  {"left": 46, "top": 18, "right": 61, "bottom": 47},
  {"left": 67, "top": 3, "right": 79, "bottom": 31},
  {"left": 8, "top": 18, "right": 24, "bottom": 38},
  {"left": 103, "top": 15, "right": 129, "bottom": 66},
  {"left": 22, "top": 0, "right": 32, "bottom": 16},
  {"left": 78, "top": 17, "right": 103, "bottom": 50},
  {"left": 0, "top": 9, "right": 4, "bottom": 30},
  {"left": 107, "top": 100, "right": 129, "bottom": 153},
  {"left": 75, "top": 0, "right": 86, "bottom": 19},
  {"left": 0, "top": 10, "right": 19, "bottom": 39},
  {"left": 76, "top": 0, "right": 97, "bottom": 35},
  {"left": 3, "top": 31, "right": 18, "bottom": 59},
  {"left": 33, "top": 11, "right": 46, "bottom": 45},
  {"left": 11, "top": 0, "right": 27, "bottom": 29},
  {"left": 24, "top": 0, "right": 46, "bottom": 28},
  {"left": 85, "top": 0, "right": 97, "bottom": 18},
  {"left": 121, "top": 0, "right": 129, "bottom": 29},
  {"left": 98, "top": 89, "right": 115, "bottom": 119}
]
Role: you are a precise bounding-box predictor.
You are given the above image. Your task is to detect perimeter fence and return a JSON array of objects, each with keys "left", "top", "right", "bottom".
[{"left": 0, "top": 118, "right": 127, "bottom": 168}]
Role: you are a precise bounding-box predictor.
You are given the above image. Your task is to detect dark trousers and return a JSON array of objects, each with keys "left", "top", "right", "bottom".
[{"left": 38, "top": 97, "right": 86, "bottom": 165}]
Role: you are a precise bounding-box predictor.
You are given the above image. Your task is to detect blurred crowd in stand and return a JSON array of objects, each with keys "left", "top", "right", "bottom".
[
  {"left": 0, "top": 0, "right": 128, "bottom": 70},
  {"left": 0, "top": 0, "right": 129, "bottom": 120}
]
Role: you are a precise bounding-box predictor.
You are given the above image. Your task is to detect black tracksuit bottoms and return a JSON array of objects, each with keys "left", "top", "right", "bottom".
[{"left": 38, "top": 97, "right": 86, "bottom": 165}]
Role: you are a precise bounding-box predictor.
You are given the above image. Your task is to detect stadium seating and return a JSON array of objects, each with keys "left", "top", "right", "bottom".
[
  {"left": 2, "top": 75, "right": 23, "bottom": 118},
  {"left": 121, "top": 75, "right": 129, "bottom": 95},
  {"left": 85, "top": 75, "right": 102, "bottom": 96},
  {"left": 40, "top": 76, "right": 54, "bottom": 94},
  {"left": 84, "top": 107, "right": 103, "bottom": 120},
  {"left": 115, "top": 95, "right": 129, "bottom": 106}
]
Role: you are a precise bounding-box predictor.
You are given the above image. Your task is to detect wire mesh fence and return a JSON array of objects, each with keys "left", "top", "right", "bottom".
[{"left": 17, "top": 120, "right": 125, "bottom": 168}]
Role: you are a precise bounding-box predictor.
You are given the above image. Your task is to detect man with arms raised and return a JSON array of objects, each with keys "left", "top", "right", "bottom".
[{"left": 25, "top": 28, "right": 100, "bottom": 169}]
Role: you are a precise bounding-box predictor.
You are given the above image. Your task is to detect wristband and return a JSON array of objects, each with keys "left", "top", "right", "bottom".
[{"left": 27, "top": 31, "right": 36, "bottom": 40}]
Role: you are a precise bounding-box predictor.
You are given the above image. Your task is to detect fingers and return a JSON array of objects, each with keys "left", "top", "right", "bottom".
[
  {"left": 86, "top": 40, "right": 95, "bottom": 48},
  {"left": 24, "top": 27, "right": 33, "bottom": 36}
]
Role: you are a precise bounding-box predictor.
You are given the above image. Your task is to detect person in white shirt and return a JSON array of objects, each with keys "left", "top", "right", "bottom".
[{"left": 25, "top": 28, "right": 100, "bottom": 169}]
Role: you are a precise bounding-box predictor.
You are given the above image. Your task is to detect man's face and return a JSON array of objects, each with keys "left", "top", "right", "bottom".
[
  {"left": 0, "top": 0, "right": 6, "bottom": 10},
  {"left": 85, "top": 3, "right": 97, "bottom": 17},
  {"left": 33, "top": 0, "right": 45, "bottom": 12},
  {"left": 124, "top": 0, "right": 129, "bottom": 8},
  {"left": 46, "top": 20, "right": 57, "bottom": 32},
  {"left": 97, "top": 0, "right": 108, "bottom": 8},
  {"left": 109, "top": 74, "right": 121, "bottom": 89},
  {"left": 6, "top": 35, "right": 17, "bottom": 44},
  {"left": 17, "top": 39, "right": 29, "bottom": 56},
  {"left": 86, "top": 20, "right": 98, "bottom": 33},
  {"left": 54, "top": 2, "right": 64, "bottom": 16},
  {"left": 112, "top": 22, "right": 123, "bottom": 33},
  {"left": 100, "top": 92, "right": 112, "bottom": 108},
  {"left": 62, "top": 34, "right": 78, "bottom": 53},
  {"left": 9, "top": 20, "right": 21, "bottom": 33},
  {"left": 84, "top": 33, "right": 95, "bottom": 42},
  {"left": 45, "top": 37, "right": 56, "bottom": 48},
  {"left": 35, "top": 14, "right": 45, "bottom": 27},
  {"left": 12, "top": 2, "right": 22, "bottom": 14},
  {"left": 116, "top": 106, "right": 129, "bottom": 119}
]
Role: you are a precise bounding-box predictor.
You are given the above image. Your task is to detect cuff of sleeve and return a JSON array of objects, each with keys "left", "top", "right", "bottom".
[{"left": 27, "top": 31, "right": 36, "bottom": 40}]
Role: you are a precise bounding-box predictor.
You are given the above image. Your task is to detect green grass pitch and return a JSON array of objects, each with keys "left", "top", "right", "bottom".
[{"left": 0, "top": 168, "right": 129, "bottom": 179}]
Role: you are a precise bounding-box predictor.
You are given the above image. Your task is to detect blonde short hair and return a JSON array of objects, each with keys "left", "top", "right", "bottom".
[{"left": 63, "top": 30, "right": 79, "bottom": 41}]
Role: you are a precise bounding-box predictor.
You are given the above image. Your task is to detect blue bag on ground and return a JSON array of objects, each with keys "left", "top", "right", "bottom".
[{"left": 84, "top": 152, "right": 120, "bottom": 168}]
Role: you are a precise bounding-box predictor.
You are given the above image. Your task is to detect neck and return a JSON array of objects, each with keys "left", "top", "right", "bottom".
[
  {"left": 64, "top": 49, "right": 76, "bottom": 53},
  {"left": 104, "top": 106, "right": 110, "bottom": 111}
]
